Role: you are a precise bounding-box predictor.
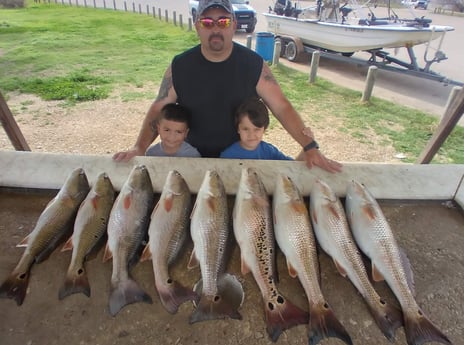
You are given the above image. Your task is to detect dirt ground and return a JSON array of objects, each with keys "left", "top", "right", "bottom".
[
  {"left": 0, "top": 86, "right": 402, "bottom": 163},
  {"left": 0, "top": 189, "right": 463, "bottom": 345}
]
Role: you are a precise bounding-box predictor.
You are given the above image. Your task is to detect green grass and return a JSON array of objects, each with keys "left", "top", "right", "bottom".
[{"left": 1, "top": 2, "right": 463, "bottom": 163}]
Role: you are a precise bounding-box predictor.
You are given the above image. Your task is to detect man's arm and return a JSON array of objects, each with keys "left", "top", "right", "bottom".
[
  {"left": 113, "top": 65, "right": 178, "bottom": 162},
  {"left": 256, "top": 63, "right": 342, "bottom": 173}
]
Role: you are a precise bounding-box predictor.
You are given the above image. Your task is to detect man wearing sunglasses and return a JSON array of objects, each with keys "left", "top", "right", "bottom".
[{"left": 113, "top": 0, "right": 342, "bottom": 173}]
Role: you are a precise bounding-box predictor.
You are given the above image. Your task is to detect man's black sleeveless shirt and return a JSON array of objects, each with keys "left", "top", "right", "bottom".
[{"left": 172, "top": 42, "right": 263, "bottom": 158}]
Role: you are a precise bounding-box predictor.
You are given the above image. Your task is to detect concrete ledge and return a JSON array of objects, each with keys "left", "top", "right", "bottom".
[{"left": 1, "top": 151, "right": 463, "bottom": 201}]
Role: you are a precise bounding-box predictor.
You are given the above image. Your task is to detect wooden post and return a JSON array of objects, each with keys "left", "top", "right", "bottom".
[
  {"left": 173, "top": 11, "right": 177, "bottom": 26},
  {"left": 417, "top": 86, "right": 464, "bottom": 164},
  {"left": 165, "top": 10, "right": 169, "bottom": 22},
  {"left": 308, "top": 51, "right": 320, "bottom": 84},
  {"left": 179, "top": 14, "right": 183, "bottom": 29},
  {"left": 0, "top": 91, "right": 31, "bottom": 151},
  {"left": 361, "top": 66, "right": 378, "bottom": 102},
  {"left": 246, "top": 35, "right": 252, "bottom": 49},
  {"left": 272, "top": 40, "right": 281, "bottom": 66}
]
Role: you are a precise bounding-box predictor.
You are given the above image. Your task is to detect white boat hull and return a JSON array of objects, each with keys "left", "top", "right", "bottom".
[{"left": 263, "top": 13, "right": 454, "bottom": 53}]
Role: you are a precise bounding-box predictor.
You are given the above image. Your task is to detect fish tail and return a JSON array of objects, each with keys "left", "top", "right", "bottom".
[
  {"left": 264, "top": 294, "right": 309, "bottom": 342},
  {"left": 189, "top": 273, "right": 244, "bottom": 324},
  {"left": 404, "top": 310, "right": 453, "bottom": 345},
  {"left": 366, "top": 301, "right": 403, "bottom": 342},
  {"left": 307, "top": 301, "right": 353, "bottom": 345},
  {"left": 58, "top": 266, "right": 91, "bottom": 300},
  {"left": 109, "top": 278, "right": 153, "bottom": 316},
  {"left": 0, "top": 270, "right": 31, "bottom": 306},
  {"left": 157, "top": 280, "right": 199, "bottom": 314}
]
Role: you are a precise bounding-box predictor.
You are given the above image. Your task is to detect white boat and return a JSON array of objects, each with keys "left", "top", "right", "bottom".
[{"left": 264, "top": 0, "right": 454, "bottom": 55}]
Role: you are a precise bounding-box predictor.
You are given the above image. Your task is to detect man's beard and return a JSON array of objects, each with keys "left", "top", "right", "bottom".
[{"left": 208, "top": 34, "right": 225, "bottom": 51}]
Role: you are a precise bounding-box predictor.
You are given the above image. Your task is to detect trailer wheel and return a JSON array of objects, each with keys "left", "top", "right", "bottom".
[
  {"left": 285, "top": 40, "right": 299, "bottom": 61},
  {"left": 342, "top": 52, "right": 354, "bottom": 57}
]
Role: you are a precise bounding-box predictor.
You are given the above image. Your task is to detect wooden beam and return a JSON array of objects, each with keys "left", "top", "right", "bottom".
[
  {"left": 417, "top": 87, "right": 464, "bottom": 164},
  {"left": 0, "top": 91, "right": 31, "bottom": 151}
]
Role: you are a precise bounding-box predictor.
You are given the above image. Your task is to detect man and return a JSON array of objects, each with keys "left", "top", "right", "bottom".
[{"left": 113, "top": 0, "right": 342, "bottom": 173}]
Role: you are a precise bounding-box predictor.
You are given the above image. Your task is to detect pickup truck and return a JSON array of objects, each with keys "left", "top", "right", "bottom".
[{"left": 189, "top": 0, "right": 257, "bottom": 33}]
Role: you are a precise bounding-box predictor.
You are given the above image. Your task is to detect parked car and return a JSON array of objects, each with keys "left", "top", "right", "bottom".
[
  {"left": 401, "top": 0, "right": 428, "bottom": 9},
  {"left": 189, "top": 0, "right": 257, "bottom": 33}
]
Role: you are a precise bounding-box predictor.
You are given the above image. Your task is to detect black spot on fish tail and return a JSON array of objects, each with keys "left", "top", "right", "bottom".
[
  {"left": 0, "top": 270, "right": 31, "bottom": 306},
  {"left": 308, "top": 301, "right": 353, "bottom": 345},
  {"left": 58, "top": 267, "right": 91, "bottom": 300},
  {"left": 108, "top": 278, "right": 152, "bottom": 316},
  {"left": 189, "top": 273, "right": 244, "bottom": 324},
  {"left": 366, "top": 299, "right": 403, "bottom": 342},
  {"left": 265, "top": 294, "right": 309, "bottom": 342},
  {"left": 157, "top": 279, "right": 199, "bottom": 314},
  {"left": 404, "top": 309, "right": 453, "bottom": 345}
]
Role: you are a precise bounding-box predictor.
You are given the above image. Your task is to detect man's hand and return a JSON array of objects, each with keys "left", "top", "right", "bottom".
[
  {"left": 304, "top": 149, "right": 343, "bottom": 173},
  {"left": 112, "top": 148, "right": 143, "bottom": 162}
]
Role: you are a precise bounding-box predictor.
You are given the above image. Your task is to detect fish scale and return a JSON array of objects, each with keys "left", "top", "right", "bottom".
[
  {"left": 310, "top": 179, "right": 403, "bottom": 343},
  {"left": 274, "top": 174, "right": 352, "bottom": 345},
  {"left": 188, "top": 170, "right": 243, "bottom": 324},
  {"left": 233, "top": 167, "right": 308, "bottom": 342},
  {"left": 345, "top": 179, "right": 453, "bottom": 345},
  {"left": 104, "top": 164, "right": 154, "bottom": 316},
  {"left": 0, "top": 168, "right": 90, "bottom": 306}
]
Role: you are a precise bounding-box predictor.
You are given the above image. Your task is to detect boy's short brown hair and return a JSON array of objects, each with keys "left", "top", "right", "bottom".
[
  {"left": 151, "top": 103, "right": 192, "bottom": 132},
  {"left": 235, "top": 97, "right": 269, "bottom": 129}
]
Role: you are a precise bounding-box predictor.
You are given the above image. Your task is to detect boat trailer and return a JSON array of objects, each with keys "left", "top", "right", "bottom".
[{"left": 275, "top": 34, "right": 464, "bottom": 86}]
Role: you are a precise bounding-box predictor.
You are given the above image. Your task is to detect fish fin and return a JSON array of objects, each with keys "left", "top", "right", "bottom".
[
  {"left": 58, "top": 265, "right": 90, "bottom": 300},
  {"left": 240, "top": 255, "right": 251, "bottom": 275},
  {"left": 333, "top": 259, "right": 348, "bottom": 277},
  {"left": 109, "top": 278, "right": 152, "bottom": 316},
  {"left": 372, "top": 263, "right": 385, "bottom": 282},
  {"left": 291, "top": 201, "right": 307, "bottom": 214},
  {"left": 60, "top": 236, "right": 74, "bottom": 252},
  {"left": 102, "top": 243, "right": 113, "bottom": 262},
  {"left": 404, "top": 307, "right": 452, "bottom": 345},
  {"left": 164, "top": 193, "right": 174, "bottom": 212},
  {"left": 252, "top": 194, "right": 269, "bottom": 208},
  {"left": 264, "top": 292, "right": 309, "bottom": 342},
  {"left": 287, "top": 261, "right": 298, "bottom": 279},
  {"left": 91, "top": 194, "right": 101, "bottom": 210},
  {"left": 190, "top": 200, "right": 198, "bottom": 220},
  {"left": 327, "top": 204, "right": 341, "bottom": 220},
  {"left": 311, "top": 210, "right": 318, "bottom": 225},
  {"left": 399, "top": 246, "right": 416, "bottom": 296},
  {"left": 16, "top": 234, "right": 30, "bottom": 248},
  {"left": 361, "top": 204, "right": 377, "bottom": 221},
  {"left": 189, "top": 273, "right": 243, "bottom": 324},
  {"left": 0, "top": 269, "right": 31, "bottom": 306},
  {"left": 366, "top": 299, "right": 403, "bottom": 342},
  {"left": 157, "top": 279, "right": 199, "bottom": 314},
  {"left": 123, "top": 192, "right": 132, "bottom": 210},
  {"left": 187, "top": 250, "right": 199, "bottom": 270},
  {"left": 308, "top": 301, "right": 353, "bottom": 345},
  {"left": 140, "top": 244, "right": 152, "bottom": 262}
]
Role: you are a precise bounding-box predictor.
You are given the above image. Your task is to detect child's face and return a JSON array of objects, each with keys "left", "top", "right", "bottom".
[
  {"left": 237, "top": 114, "right": 265, "bottom": 151},
  {"left": 157, "top": 118, "right": 189, "bottom": 153}
]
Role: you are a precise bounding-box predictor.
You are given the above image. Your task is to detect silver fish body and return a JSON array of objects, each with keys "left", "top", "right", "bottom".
[
  {"left": 274, "top": 175, "right": 352, "bottom": 345},
  {"left": 345, "top": 180, "right": 452, "bottom": 345},
  {"left": 59, "top": 172, "right": 115, "bottom": 300},
  {"left": 310, "top": 179, "right": 402, "bottom": 342},
  {"left": 188, "top": 170, "right": 243, "bottom": 323},
  {"left": 144, "top": 170, "right": 197, "bottom": 314},
  {"left": 0, "top": 168, "right": 90, "bottom": 306},
  {"left": 104, "top": 165, "right": 154, "bottom": 316},
  {"left": 234, "top": 168, "right": 308, "bottom": 342}
]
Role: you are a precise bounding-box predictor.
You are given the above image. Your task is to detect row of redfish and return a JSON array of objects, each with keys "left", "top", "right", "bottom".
[{"left": 0, "top": 166, "right": 453, "bottom": 345}]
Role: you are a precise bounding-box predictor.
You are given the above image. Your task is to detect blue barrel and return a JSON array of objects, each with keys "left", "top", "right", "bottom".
[{"left": 255, "top": 32, "right": 275, "bottom": 62}]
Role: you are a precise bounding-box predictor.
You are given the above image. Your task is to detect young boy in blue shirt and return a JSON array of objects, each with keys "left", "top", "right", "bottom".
[
  {"left": 220, "top": 97, "right": 294, "bottom": 160},
  {"left": 146, "top": 103, "right": 201, "bottom": 157}
]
